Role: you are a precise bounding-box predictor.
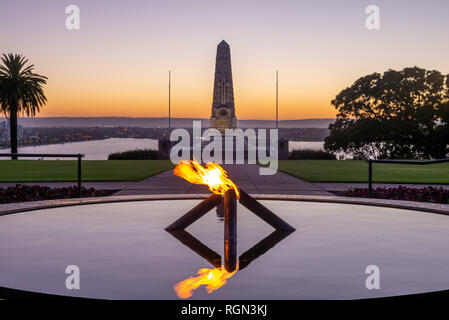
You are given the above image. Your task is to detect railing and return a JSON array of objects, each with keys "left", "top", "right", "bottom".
[
  {"left": 0, "top": 153, "right": 85, "bottom": 197},
  {"left": 367, "top": 158, "right": 449, "bottom": 197}
]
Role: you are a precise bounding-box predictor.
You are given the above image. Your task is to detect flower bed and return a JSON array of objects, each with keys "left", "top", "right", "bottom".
[
  {"left": 345, "top": 186, "right": 449, "bottom": 204},
  {"left": 0, "top": 184, "right": 115, "bottom": 204}
]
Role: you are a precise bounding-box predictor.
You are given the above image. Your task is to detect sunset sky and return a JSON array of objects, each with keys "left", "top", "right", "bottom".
[{"left": 1, "top": 0, "right": 449, "bottom": 120}]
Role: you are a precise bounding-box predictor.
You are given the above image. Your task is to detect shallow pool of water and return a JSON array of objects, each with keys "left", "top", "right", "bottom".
[{"left": 0, "top": 200, "right": 448, "bottom": 299}]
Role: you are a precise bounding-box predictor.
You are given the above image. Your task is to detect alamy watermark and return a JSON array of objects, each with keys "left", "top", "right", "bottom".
[
  {"left": 65, "top": 5, "right": 80, "bottom": 30},
  {"left": 169, "top": 121, "right": 279, "bottom": 175},
  {"left": 365, "top": 265, "right": 380, "bottom": 289},
  {"left": 365, "top": 5, "right": 380, "bottom": 30},
  {"left": 65, "top": 264, "right": 80, "bottom": 290}
]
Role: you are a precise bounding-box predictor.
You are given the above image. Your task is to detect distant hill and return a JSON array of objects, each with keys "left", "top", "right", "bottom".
[
  {"left": 239, "top": 118, "right": 334, "bottom": 129},
  {"left": 3, "top": 117, "right": 335, "bottom": 129}
]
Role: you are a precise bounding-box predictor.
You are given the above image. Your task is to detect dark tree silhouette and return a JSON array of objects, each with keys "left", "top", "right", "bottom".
[
  {"left": 325, "top": 67, "right": 449, "bottom": 159},
  {"left": 0, "top": 53, "right": 47, "bottom": 159}
]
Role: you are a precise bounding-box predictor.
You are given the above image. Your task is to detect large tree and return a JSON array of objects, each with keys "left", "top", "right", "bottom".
[
  {"left": 325, "top": 67, "right": 449, "bottom": 159},
  {"left": 0, "top": 53, "right": 47, "bottom": 159}
]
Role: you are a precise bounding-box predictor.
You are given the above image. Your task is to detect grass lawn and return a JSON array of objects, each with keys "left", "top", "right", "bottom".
[
  {"left": 278, "top": 160, "right": 449, "bottom": 184},
  {"left": 0, "top": 160, "right": 174, "bottom": 182}
]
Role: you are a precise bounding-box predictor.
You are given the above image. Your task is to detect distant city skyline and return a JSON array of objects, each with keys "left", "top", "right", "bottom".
[{"left": 1, "top": 0, "right": 449, "bottom": 119}]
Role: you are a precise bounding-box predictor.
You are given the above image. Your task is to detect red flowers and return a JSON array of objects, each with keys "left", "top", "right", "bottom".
[
  {"left": 345, "top": 186, "right": 449, "bottom": 204},
  {"left": 0, "top": 185, "right": 114, "bottom": 204}
]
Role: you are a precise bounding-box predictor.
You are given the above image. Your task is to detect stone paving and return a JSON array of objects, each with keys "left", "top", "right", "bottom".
[{"left": 115, "top": 164, "right": 333, "bottom": 196}]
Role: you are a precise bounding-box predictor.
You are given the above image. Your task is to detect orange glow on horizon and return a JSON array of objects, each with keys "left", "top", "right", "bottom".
[
  {"left": 37, "top": 82, "right": 336, "bottom": 119},
  {"left": 3, "top": 1, "right": 449, "bottom": 120},
  {"left": 32, "top": 56, "right": 339, "bottom": 119}
]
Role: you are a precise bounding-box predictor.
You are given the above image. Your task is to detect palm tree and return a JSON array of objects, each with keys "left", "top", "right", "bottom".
[{"left": 0, "top": 53, "right": 47, "bottom": 159}]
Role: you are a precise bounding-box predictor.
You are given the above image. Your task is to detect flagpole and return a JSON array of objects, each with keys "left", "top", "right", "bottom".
[
  {"left": 168, "top": 70, "right": 171, "bottom": 130},
  {"left": 276, "top": 70, "right": 278, "bottom": 129}
]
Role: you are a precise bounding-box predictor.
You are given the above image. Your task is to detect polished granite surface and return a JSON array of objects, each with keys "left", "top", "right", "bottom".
[{"left": 1, "top": 199, "right": 448, "bottom": 299}]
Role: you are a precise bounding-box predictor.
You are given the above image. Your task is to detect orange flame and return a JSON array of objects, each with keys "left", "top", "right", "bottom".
[
  {"left": 174, "top": 161, "right": 240, "bottom": 198},
  {"left": 174, "top": 266, "right": 238, "bottom": 299}
]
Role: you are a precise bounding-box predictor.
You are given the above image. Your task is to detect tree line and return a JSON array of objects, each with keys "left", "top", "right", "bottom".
[{"left": 325, "top": 66, "right": 449, "bottom": 160}]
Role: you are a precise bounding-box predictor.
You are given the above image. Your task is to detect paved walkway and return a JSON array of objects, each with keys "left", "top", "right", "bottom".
[{"left": 115, "top": 164, "right": 333, "bottom": 196}]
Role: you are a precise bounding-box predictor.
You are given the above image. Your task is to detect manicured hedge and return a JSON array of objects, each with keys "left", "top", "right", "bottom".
[
  {"left": 108, "top": 149, "right": 158, "bottom": 160},
  {"left": 289, "top": 149, "right": 336, "bottom": 160}
]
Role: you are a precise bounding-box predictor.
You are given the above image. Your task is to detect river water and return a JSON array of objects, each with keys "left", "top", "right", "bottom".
[
  {"left": 0, "top": 138, "right": 159, "bottom": 160},
  {"left": 0, "top": 138, "right": 324, "bottom": 160}
]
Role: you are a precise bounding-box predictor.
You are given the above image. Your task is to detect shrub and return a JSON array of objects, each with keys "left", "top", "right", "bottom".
[
  {"left": 0, "top": 185, "right": 115, "bottom": 204},
  {"left": 344, "top": 186, "right": 449, "bottom": 204},
  {"left": 289, "top": 149, "right": 336, "bottom": 160},
  {"left": 108, "top": 149, "right": 158, "bottom": 160}
]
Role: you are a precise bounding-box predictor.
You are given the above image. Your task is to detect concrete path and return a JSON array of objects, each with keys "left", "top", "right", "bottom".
[
  {"left": 314, "top": 182, "right": 449, "bottom": 192},
  {"left": 115, "top": 164, "right": 332, "bottom": 196}
]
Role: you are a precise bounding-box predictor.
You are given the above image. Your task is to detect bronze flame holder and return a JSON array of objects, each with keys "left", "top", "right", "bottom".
[{"left": 165, "top": 188, "right": 295, "bottom": 272}]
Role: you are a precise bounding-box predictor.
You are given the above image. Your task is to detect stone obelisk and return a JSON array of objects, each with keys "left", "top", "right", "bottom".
[{"left": 210, "top": 40, "right": 237, "bottom": 131}]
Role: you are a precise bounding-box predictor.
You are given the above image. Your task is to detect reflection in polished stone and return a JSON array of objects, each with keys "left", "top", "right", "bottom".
[
  {"left": 2, "top": 200, "right": 449, "bottom": 299},
  {"left": 216, "top": 199, "right": 224, "bottom": 222},
  {"left": 166, "top": 228, "right": 294, "bottom": 298}
]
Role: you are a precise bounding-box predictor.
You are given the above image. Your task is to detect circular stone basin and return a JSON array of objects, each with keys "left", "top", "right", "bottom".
[{"left": 0, "top": 199, "right": 448, "bottom": 300}]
